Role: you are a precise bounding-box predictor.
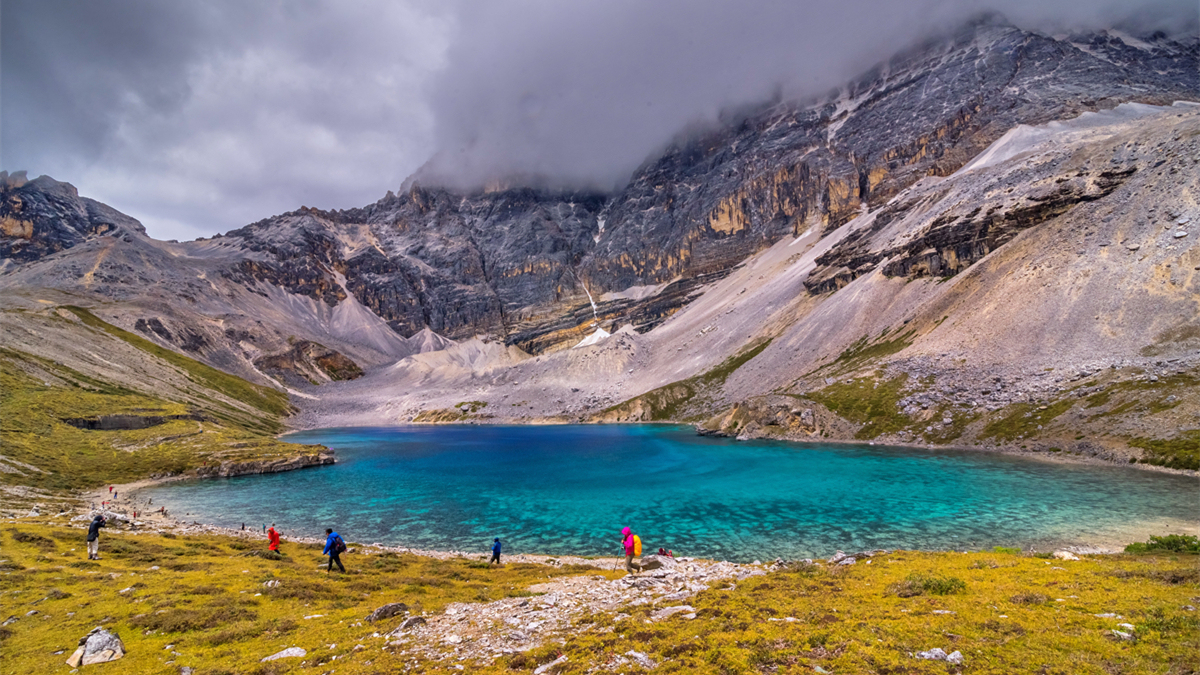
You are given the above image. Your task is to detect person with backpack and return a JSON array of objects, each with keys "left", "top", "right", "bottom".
[
  {"left": 86, "top": 514, "right": 106, "bottom": 560},
  {"left": 490, "top": 538, "right": 502, "bottom": 565},
  {"left": 267, "top": 524, "right": 281, "bottom": 553},
  {"left": 620, "top": 526, "right": 641, "bottom": 574},
  {"left": 323, "top": 528, "right": 346, "bottom": 573}
]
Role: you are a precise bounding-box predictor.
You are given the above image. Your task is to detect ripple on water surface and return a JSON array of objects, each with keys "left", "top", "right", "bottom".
[{"left": 142, "top": 425, "right": 1199, "bottom": 561}]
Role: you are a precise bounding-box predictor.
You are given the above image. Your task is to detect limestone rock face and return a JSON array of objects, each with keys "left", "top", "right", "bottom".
[
  {"left": 191, "top": 452, "right": 335, "bottom": 478},
  {"left": 254, "top": 340, "right": 363, "bottom": 387},
  {"left": 65, "top": 627, "right": 125, "bottom": 667}
]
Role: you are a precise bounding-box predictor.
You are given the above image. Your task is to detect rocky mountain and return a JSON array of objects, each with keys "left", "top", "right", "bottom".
[{"left": 1, "top": 18, "right": 1197, "bottom": 469}]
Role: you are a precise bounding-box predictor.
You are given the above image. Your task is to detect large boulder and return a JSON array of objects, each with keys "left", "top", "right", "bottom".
[
  {"left": 366, "top": 602, "right": 408, "bottom": 623},
  {"left": 65, "top": 627, "right": 125, "bottom": 667},
  {"left": 638, "top": 554, "right": 677, "bottom": 571}
]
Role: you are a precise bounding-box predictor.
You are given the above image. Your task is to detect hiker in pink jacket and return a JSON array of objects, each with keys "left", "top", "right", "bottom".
[{"left": 620, "top": 526, "right": 641, "bottom": 574}]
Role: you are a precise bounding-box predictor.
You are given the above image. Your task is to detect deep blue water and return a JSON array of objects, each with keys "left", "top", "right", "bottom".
[{"left": 140, "top": 425, "right": 1198, "bottom": 561}]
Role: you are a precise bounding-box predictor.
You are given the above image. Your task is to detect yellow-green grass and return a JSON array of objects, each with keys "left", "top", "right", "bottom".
[
  {"left": 512, "top": 554, "right": 1198, "bottom": 675},
  {"left": 0, "top": 351, "right": 319, "bottom": 492},
  {"left": 61, "top": 307, "right": 292, "bottom": 431},
  {"left": 2, "top": 523, "right": 1196, "bottom": 674},
  {"left": 0, "top": 523, "right": 623, "bottom": 674},
  {"left": 806, "top": 373, "right": 912, "bottom": 440}
]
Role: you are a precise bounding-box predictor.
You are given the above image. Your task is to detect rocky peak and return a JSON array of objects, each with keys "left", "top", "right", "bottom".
[{"left": 1, "top": 171, "right": 146, "bottom": 263}]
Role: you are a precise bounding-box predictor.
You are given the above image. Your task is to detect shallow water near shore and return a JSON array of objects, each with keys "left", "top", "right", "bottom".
[{"left": 141, "top": 425, "right": 1198, "bottom": 561}]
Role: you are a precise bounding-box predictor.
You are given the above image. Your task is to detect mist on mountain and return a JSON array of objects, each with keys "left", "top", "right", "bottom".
[{"left": 1, "top": 0, "right": 1195, "bottom": 240}]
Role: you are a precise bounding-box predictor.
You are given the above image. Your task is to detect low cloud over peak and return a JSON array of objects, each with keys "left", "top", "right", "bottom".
[{"left": 3, "top": 0, "right": 1195, "bottom": 240}]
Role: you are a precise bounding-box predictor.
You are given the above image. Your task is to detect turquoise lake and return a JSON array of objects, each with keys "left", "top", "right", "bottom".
[{"left": 140, "top": 425, "right": 1198, "bottom": 561}]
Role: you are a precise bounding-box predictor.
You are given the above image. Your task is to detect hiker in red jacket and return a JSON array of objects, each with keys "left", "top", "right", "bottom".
[{"left": 267, "top": 524, "right": 281, "bottom": 553}]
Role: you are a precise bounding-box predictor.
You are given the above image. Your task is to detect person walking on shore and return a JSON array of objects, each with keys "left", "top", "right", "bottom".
[
  {"left": 621, "top": 526, "right": 641, "bottom": 574},
  {"left": 490, "top": 538, "right": 502, "bottom": 565},
  {"left": 267, "top": 524, "right": 281, "bottom": 553},
  {"left": 323, "top": 528, "right": 346, "bottom": 573},
  {"left": 86, "top": 515, "right": 106, "bottom": 560}
]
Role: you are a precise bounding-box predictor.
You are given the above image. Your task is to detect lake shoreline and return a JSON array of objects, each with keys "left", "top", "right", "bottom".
[
  {"left": 81, "top": 475, "right": 1200, "bottom": 562},
  {"left": 82, "top": 420, "right": 1190, "bottom": 562}
]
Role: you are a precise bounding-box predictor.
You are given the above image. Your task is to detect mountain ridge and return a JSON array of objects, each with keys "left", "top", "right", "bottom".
[{"left": 1, "top": 19, "right": 1197, "bottom": 472}]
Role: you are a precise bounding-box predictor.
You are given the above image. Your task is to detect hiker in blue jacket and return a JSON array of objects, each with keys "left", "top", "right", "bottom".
[
  {"left": 323, "top": 527, "right": 346, "bottom": 573},
  {"left": 490, "top": 538, "right": 502, "bottom": 565}
]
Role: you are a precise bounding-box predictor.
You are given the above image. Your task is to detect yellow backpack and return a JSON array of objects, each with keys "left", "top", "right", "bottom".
[{"left": 633, "top": 534, "right": 642, "bottom": 556}]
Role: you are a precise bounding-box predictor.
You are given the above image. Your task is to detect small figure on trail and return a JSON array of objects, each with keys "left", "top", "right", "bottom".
[
  {"left": 621, "top": 526, "right": 642, "bottom": 574},
  {"left": 323, "top": 528, "right": 346, "bottom": 573},
  {"left": 86, "top": 515, "right": 106, "bottom": 560},
  {"left": 490, "top": 538, "right": 502, "bottom": 565},
  {"left": 267, "top": 524, "right": 281, "bottom": 553},
  {"left": 658, "top": 547, "right": 674, "bottom": 557},
  {"left": 241, "top": 523, "right": 246, "bottom": 531},
  {"left": 108, "top": 486, "right": 112, "bottom": 494}
]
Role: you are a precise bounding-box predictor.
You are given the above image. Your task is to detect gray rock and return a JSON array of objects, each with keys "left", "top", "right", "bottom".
[
  {"left": 625, "top": 650, "right": 656, "bottom": 669},
  {"left": 651, "top": 605, "right": 696, "bottom": 621},
  {"left": 915, "top": 647, "right": 963, "bottom": 664},
  {"left": 638, "top": 554, "right": 676, "bottom": 571},
  {"left": 365, "top": 602, "right": 408, "bottom": 623},
  {"left": 65, "top": 627, "right": 125, "bottom": 667},
  {"left": 396, "top": 616, "right": 426, "bottom": 631},
  {"left": 261, "top": 647, "right": 306, "bottom": 662}
]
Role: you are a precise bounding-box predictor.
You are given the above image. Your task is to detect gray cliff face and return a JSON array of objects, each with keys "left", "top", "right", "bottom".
[
  {"left": 208, "top": 21, "right": 1198, "bottom": 351},
  {"left": 0, "top": 172, "right": 146, "bottom": 265},
  {"left": 1, "top": 21, "right": 1197, "bottom": 365}
]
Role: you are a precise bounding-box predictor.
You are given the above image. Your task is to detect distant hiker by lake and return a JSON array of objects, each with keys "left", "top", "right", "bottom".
[
  {"left": 490, "top": 538, "right": 502, "bottom": 565},
  {"left": 86, "top": 515, "right": 106, "bottom": 560},
  {"left": 323, "top": 528, "right": 346, "bottom": 573},
  {"left": 267, "top": 524, "right": 281, "bottom": 553},
  {"left": 621, "top": 526, "right": 642, "bottom": 574}
]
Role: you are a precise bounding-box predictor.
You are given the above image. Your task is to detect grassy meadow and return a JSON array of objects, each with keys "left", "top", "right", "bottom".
[{"left": 1, "top": 522, "right": 1196, "bottom": 674}]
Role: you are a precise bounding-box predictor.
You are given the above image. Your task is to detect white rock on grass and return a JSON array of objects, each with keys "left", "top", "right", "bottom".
[
  {"left": 625, "top": 650, "right": 657, "bottom": 669},
  {"left": 915, "top": 647, "right": 963, "bottom": 664},
  {"left": 65, "top": 627, "right": 125, "bottom": 667},
  {"left": 650, "top": 605, "right": 696, "bottom": 621},
  {"left": 261, "top": 647, "right": 306, "bottom": 662}
]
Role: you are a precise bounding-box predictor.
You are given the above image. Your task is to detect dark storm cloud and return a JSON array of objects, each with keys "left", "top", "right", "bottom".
[
  {"left": 419, "top": 0, "right": 1198, "bottom": 191},
  {"left": 2, "top": 0, "right": 1194, "bottom": 240},
  {"left": 2, "top": 0, "right": 448, "bottom": 239}
]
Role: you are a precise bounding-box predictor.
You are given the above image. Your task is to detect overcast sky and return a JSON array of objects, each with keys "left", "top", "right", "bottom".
[{"left": 2, "top": 0, "right": 1194, "bottom": 241}]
